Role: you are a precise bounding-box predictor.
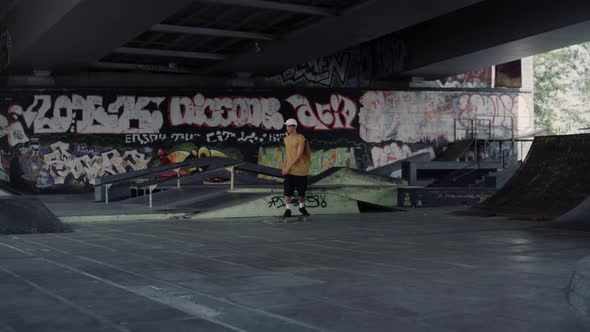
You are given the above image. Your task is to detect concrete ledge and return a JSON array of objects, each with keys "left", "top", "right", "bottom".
[
  {"left": 568, "top": 256, "right": 590, "bottom": 325},
  {"left": 60, "top": 213, "right": 185, "bottom": 223}
]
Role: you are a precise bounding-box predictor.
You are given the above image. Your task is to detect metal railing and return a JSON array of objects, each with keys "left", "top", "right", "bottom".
[
  {"left": 95, "top": 157, "right": 286, "bottom": 208},
  {"left": 95, "top": 157, "right": 239, "bottom": 206}
]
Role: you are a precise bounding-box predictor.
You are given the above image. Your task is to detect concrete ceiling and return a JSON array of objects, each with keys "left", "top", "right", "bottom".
[
  {"left": 401, "top": 0, "right": 590, "bottom": 78},
  {"left": 1, "top": 0, "right": 590, "bottom": 80}
]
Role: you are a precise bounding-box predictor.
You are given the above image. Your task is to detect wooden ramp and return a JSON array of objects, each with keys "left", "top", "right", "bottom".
[{"left": 472, "top": 134, "right": 590, "bottom": 220}]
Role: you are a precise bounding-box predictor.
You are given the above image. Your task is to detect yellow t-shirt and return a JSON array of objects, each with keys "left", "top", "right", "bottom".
[{"left": 284, "top": 133, "right": 310, "bottom": 176}]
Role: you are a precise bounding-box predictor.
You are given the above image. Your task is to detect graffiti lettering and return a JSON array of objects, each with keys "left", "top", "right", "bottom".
[
  {"left": 126, "top": 134, "right": 169, "bottom": 145},
  {"left": 0, "top": 154, "right": 8, "bottom": 182},
  {"left": 5, "top": 123, "right": 28, "bottom": 147},
  {"left": 456, "top": 93, "right": 533, "bottom": 134},
  {"left": 41, "top": 141, "right": 151, "bottom": 185},
  {"left": 1, "top": 112, "right": 30, "bottom": 147},
  {"left": 443, "top": 68, "right": 492, "bottom": 88},
  {"left": 286, "top": 94, "right": 357, "bottom": 130},
  {"left": 237, "top": 131, "right": 257, "bottom": 143},
  {"left": 203, "top": 130, "right": 285, "bottom": 144},
  {"left": 11, "top": 95, "right": 165, "bottom": 135},
  {"left": 171, "top": 133, "right": 200, "bottom": 142},
  {"left": 206, "top": 130, "right": 237, "bottom": 143},
  {"left": 267, "top": 194, "right": 327, "bottom": 209},
  {"left": 169, "top": 94, "right": 283, "bottom": 130},
  {"left": 358, "top": 91, "right": 533, "bottom": 143},
  {"left": 278, "top": 52, "right": 351, "bottom": 88},
  {"left": 259, "top": 146, "right": 356, "bottom": 176},
  {"left": 370, "top": 143, "right": 412, "bottom": 169}
]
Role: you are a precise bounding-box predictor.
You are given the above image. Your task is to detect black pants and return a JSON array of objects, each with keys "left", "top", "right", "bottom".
[{"left": 284, "top": 174, "right": 307, "bottom": 197}]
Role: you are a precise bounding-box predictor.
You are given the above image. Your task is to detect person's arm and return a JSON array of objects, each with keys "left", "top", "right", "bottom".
[{"left": 282, "top": 139, "right": 305, "bottom": 175}]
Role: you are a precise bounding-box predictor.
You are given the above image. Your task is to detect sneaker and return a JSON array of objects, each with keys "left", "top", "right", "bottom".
[
  {"left": 299, "top": 207, "right": 310, "bottom": 217},
  {"left": 281, "top": 209, "right": 292, "bottom": 218}
]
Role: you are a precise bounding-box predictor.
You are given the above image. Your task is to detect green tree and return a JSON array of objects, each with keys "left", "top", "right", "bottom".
[{"left": 534, "top": 44, "right": 589, "bottom": 133}]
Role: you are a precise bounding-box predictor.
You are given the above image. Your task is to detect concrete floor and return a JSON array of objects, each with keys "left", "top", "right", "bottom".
[{"left": 0, "top": 208, "right": 588, "bottom": 331}]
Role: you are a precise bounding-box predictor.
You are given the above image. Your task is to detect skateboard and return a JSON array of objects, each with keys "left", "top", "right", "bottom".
[{"left": 272, "top": 215, "right": 310, "bottom": 222}]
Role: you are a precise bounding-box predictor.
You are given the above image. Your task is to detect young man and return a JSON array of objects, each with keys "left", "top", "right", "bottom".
[{"left": 281, "top": 118, "right": 311, "bottom": 218}]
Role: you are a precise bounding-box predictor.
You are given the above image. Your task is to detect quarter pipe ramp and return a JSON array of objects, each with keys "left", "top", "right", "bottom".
[{"left": 474, "top": 134, "right": 590, "bottom": 219}]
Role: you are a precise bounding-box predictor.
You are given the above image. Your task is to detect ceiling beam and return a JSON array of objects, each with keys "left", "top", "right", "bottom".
[
  {"left": 115, "top": 47, "right": 226, "bottom": 61},
  {"left": 201, "top": 0, "right": 484, "bottom": 75},
  {"left": 3, "top": 0, "right": 196, "bottom": 73},
  {"left": 194, "top": 0, "right": 333, "bottom": 16},
  {"left": 151, "top": 24, "right": 273, "bottom": 40},
  {"left": 93, "top": 61, "right": 196, "bottom": 74}
]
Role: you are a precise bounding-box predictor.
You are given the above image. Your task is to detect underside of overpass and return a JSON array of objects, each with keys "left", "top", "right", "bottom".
[
  {"left": 1, "top": 0, "right": 590, "bottom": 87},
  {"left": 2, "top": 3, "right": 590, "bottom": 330}
]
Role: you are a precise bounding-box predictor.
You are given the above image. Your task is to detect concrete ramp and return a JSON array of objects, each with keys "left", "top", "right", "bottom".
[
  {"left": 0, "top": 197, "right": 70, "bottom": 234},
  {"left": 309, "top": 168, "right": 407, "bottom": 208},
  {"left": 557, "top": 196, "right": 590, "bottom": 224},
  {"left": 186, "top": 188, "right": 360, "bottom": 219},
  {"left": 547, "top": 196, "right": 590, "bottom": 230},
  {"left": 68, "top": 167, "right": 410, "bottom": 221},
  {"left": 0, "top": 181, "right": 20, "bottom": 196},
  {"left": 474, "top": 134, "right": 590, "bottom": 219},
  {"left": 186, "top": 168, "right": 410, "bottom": 219},
  {"left": 311, "top": 167, "right": 404, "bottom": 186}
]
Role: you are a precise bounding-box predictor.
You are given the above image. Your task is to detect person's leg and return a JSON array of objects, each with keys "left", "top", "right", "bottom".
[
  {"left": 295, "top": 176, "right": 310, "bottom": 216},
  {"left": 283, "top": 175, "right": 294, "bottom": 217}
]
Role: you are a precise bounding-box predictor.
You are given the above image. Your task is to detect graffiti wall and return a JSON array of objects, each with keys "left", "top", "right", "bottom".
[
  {"left": 358, "top": 91, "right": 533, "bottom": 143},
  {"left": 0, "top": 89, "right": 533, "bottom": 192},
  {"left": 442, "top": 68, "right": 493, "bottom": 88},
  {"left": 268, "top": 34, "right": 408, "bottom": 88},
  {"left": 269, "top": 51, "right": 358, "bottom": 88},
  {"left": 259, "top": 146, "right": 357, "bottom": 176}
]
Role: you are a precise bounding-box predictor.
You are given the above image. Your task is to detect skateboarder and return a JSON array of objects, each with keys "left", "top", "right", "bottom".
[{"left": 280, "top": 118, "right": 311, "bottom": 219}]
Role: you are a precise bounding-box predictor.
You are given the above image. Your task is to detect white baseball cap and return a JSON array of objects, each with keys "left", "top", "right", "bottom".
[{"left": 284, "top": 118, "right": 298, "bottom": 126}]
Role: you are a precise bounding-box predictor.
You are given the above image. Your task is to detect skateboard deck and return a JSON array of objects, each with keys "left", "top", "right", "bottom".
[{"left": 272, "top": 215, "right": 310, "bottom": 222}]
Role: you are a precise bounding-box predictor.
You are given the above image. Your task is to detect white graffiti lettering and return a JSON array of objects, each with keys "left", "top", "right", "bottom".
[
  {"left": 170, "top": 133, "right": 200, "bottom": 142},
  {"left": 42, "top": 141, "right": 151, "bottom": 185},
  {"left": 206, "top": 130, "right": 237, "bottom": 143},
  {"left": 456, "top": 93, "right": 533, "bottom": 135},
  {"left": 286, "top": 94, "right": 357, "bottom": 131},
  {"left": 12, "top": 95, "right": 165, "bottom": 135},
  {"left": 125, "top": 134, "right": 169, "bottom": 145},
  {"left": 0, "top": 112, "right": 29, "bottom": 147},
  {"left": 169, "top": 94, "right": 283, "bottom": 130},
  {"left": 0, "top": 154, "right": 8, "bottom": 182}
]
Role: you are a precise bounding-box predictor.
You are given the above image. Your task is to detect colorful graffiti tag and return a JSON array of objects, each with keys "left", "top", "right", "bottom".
[
  {"left": 258, "top": 146, "right": 357, "bottom": 176},
  {"left": 14, "top": 141, "right": 152, "bottom": 189}
]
